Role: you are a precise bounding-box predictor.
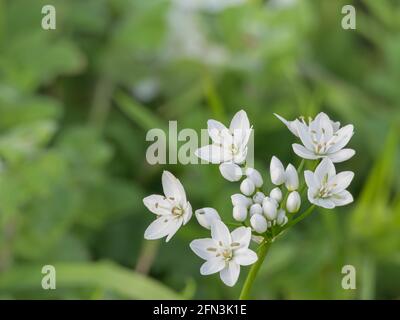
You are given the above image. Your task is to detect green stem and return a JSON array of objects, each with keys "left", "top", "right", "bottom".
[
  {"left": 281, "top": 205, "right": 316, "bottom": 232},
  {"left": 239, "top": 241, "right": 271, "bottom": 300}
]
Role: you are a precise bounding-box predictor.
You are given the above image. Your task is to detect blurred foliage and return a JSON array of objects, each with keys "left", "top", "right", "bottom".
[{"left": 0, "top": 0, "right": 399, "bottom": 299}]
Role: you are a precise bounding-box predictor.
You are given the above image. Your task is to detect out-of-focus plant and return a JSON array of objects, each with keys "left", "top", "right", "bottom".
[{"left": 0, "top": 0, "right": 398, "bottom": 299}]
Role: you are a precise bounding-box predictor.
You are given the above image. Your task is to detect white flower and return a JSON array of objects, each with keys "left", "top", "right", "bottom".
[
  {"left": 143, "top": 171, "right": 192, "bottom": 242},
  {"left": 240, "top": 178, "right": 255, "bottom": 196},
  {"left": 286, "top": 191, "right": 301, "bottom": 213},
  {"left": 245, "top": 168, "right": 263, "bottom": 188},
  {"left": 249, "top": 203, "right": 263, "bottom": 216},
  {"left": 262, "top": 197, "right": 278, "bottom": 221},
  {"left": 233, "top": 205, "right": 247, "bottom": 222},
  {"left": 270, "top": 187, "right": 283, "bottom": 203},
  {"left": 276, "top": 113, "right": 355, "bottom": 163},
  {"left": 195, "top": 207, "right": 221, "bottom": 229},
  {"left": 252, "top": 191, "right": 265, "bottom": 204},
  {"left": 285, "top": 164, "right": 299, "bottom": 191},
  {"left": 276, "top": 209, "right": 288, "bottom": 226},
  {"left": 305, "top": 158, "right": 354, "bottom": 209},
  {"left": 270, "top": 156, "right": 286, "bottom": 185},
  {"left": 250, "top": 214, "right": 268, "bottom": 233},
  {"left": 274, "top": 113, "right": 341, "bottom": 138},
  {"left": 231, "top": 194, "right": 252, "bottom": 208},
  {"left": 190, "top": 220, "right": 257, "bottom": 287},
  {"left": 219, "top": 162, "right": 243, "bottom": 181},
  {"left": 195, "top": 110, "right": 252, "bottom": 165}
]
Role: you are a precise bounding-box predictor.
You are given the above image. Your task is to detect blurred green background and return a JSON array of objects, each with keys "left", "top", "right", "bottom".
[{"left": 0, "top": 0, "right": 399, "bottom": 299}]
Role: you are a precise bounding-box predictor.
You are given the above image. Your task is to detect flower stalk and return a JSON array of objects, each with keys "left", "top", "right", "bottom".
[{"left": 239, "top": 240, "right": 271, "bottom": 300}]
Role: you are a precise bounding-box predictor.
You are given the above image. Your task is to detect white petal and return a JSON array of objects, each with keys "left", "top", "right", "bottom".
[
  {"left": 307, "top": 189, "right": 335, "bottom": 209},
  {"left": 231, "top": 194, "right": 252, "bottom": 208},
  {"left": 233, "top": 205, "right": 248, "bottom": 222},
  {"left": 262, "top": 197, "right": 278, "bottom": 220},
  {"left": 270, "top": 156, "right": 286, "bottom": 185},
  {"left": 219, "top": 163, "right": 243, "bottom": 182},
  {"left": 252, "top": 191, "right": 266, "bottom": 204},
  {"left": 286, "top": 191, "right": 301, "bottom": 213},
  {"left": 245, "top": 167, "right": 263, "bottom": 188},
  {"left": 229, "top": 110, "right": 250, "bottom": 132},
  {"left": 200, "top": 258, "right": 225, "bottom": 275},
  {"left": 250, "top": 214, "right": 268, "bottom": 233},
  {"left": 328, "top": 149, "right": 355, "bottom": 163},
  {"left": 144, "top": 216, "right": 179, "bottom": 241},
  {"left": 211, "top": 220, "right": 231, "bottom": 246},
  {"left": 143, "top": 195, "right": 172, "bottom": 215},
  {"left": 297, "top": 122, "right": 315, "bottom": 150},
  {"left": 230, "top": 226, "right": 252, "bottom": 248},
  {"left": 207, "top": 119, "right": 227, "bottom": 144},
  {"left": 162, "top": 171, "right": 186, "bottom": 204},
  {"left": 331, "top": 190, "right": 353, "bottom": 206},
  {"left": 165, "top": 219, "right": 183, "bottom": 242},
  {"left": 274, "top": 113, "right": 300, "bottom": 137},
  {"left": 249, "top": 203, "right": 263, "bottom": 216},
  {"left": 234, "top": 249, "right": 258, "bottom": 266},
  {"left": 240, "top": 178, "right": 255, "bottom": 196},
  {"left": 327, "top": 124, "right": 354, "bottom": 153},
  {"left": 195, "top": 144, "right": 225, "bottom": 164},
  {"left": 190, "top": 238, "right": 218, "bottom": 260},
  {"left": 292, "top": 144, "right": 318, "bottom": 160},
  {"left": 195, "top": 207, "right": 221, "bottom": 229},
  {"left": 304, "top": 170, "right": 319, "bottom": 189},
  {"left": 182, "top": 202, "right": 192, "bottom": 225},
  {"left": 276, "top": 209, "right": 288, "bottom": 226},
  {"left": 330, "top": 171, "right": 354, "bottom": 193},
  {"left": 315, "top": 157, "right": 336, "bottom": 182},
  {"left": 315, "top": 198, "right": 336, "bottom": 209},
  {"left": 269, "top": 187, "right": 283, "bottom": 203},
  {"left": 220, "top": 262, "right": 240, "bottom": 287},
  {"left": 285, "top": 164, "right": 299, "bottom": 191},
  {"left": 318, "top": 114, "right": 334, "bottom": 141}
]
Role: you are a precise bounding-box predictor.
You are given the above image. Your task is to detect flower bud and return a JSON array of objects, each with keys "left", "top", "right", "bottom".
[
  {"left": 286, "top": 191, "right": 301, "bottom": 213},
  {"left": 195, "top": 207, "right": 221, "bottom": 229},
  {"left": 231, "top": 193, "right": 252, "bottom": 208},
  {"left": 240, "top": 178, "right": 255, "bottom": 196},
  {"left": 251, "top": 235, "right": 264, "bottom": 244},
  {"left": 219, "top": 162, "right": 243, "bottom": 182},
  {"left": 233, "top": 205, "right": 247, "bottom": 222},
  {"left": 245, "top": 167, "right": 263, "bottom": 188},
  {"left": 270, "top": 156, "right": 286, "bottom": 185},
  {"left": 250, "top": 214, "right": 268, "bottom": 233},
  {"left": 253, "top": 191, "right": 265, "bottom": 204},
  {"left": 285, "top": 164, "right": 299, "bottom": 191},
  {"left": 262, "top": 197, "right": 278, "bottom": 220},
  {"left": 249, "top": 203, "right": 263, "bottom": 216},
  {"left": 270, "top": 187, "right": 283, "bottom": 203},
  {"left": 277, "top": 209, "right": 288, "bottom": 226}
]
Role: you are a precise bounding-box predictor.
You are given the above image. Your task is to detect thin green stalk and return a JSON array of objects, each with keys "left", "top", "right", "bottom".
[
  {"left": 239, "top": 241, "right": 271, "bottom": 300},
  {"left": 281, "top": 205, "right": 316, "bottom": 232}
]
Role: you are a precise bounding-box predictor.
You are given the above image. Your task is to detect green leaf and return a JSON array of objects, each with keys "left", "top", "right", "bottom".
[{"left": 0, "top": 261, "right": 182, "bottom": 299}]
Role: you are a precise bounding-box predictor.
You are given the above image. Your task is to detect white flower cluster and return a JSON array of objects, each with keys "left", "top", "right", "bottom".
[
  {"left": 142, "top": 110, "right": 355, "bottom": 287},
  {"left": 228, "top": 155, "right": 301, "bottom": 235}
]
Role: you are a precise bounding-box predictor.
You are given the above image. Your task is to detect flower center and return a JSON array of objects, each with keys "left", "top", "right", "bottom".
[
  {"left": 222, "top": 249, "right": 233, "bottom": 261},
  {"left": 172, "top": 206, "right": 184, "bottom": 217},
  {"left": 230, "top": 144, "right": 238, "bottom": 155}
]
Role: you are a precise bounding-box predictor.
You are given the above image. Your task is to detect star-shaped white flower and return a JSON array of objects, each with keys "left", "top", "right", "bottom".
[
  {"left": 305, "top": 158, "right": 354, "bottom": 209},
  {"left": 275, "top": 112, "right": 355, "bottom": 163},
  {"left": 190, "top": 220, "right": 257, "bottom": 287},
  {"left": 143, "top": 171, "right": 192, "bottom": 242},
  {"left": 195, "top": 110, "right": 252, "bottom": 165}
]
